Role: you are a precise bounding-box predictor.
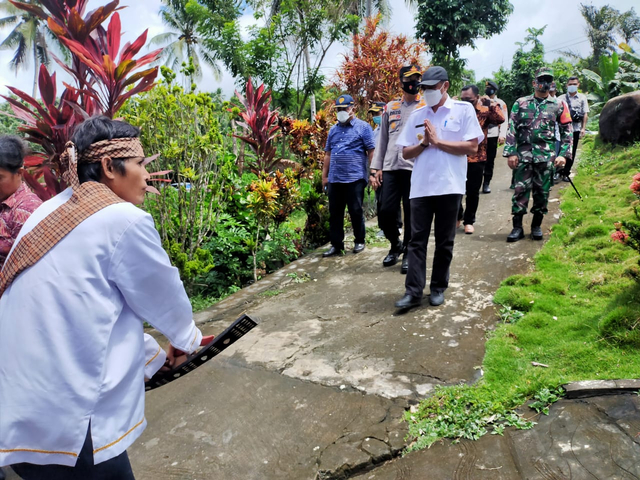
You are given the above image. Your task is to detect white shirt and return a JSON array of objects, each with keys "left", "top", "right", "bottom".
[
  {"left": 0, "top": 187, "right": 202, "bottom": 467},
  {"left": 397, "top": 96, "right": 484, "bottom": 198}
]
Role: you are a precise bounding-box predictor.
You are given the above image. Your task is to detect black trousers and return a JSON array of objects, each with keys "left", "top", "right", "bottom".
[
  {"left": 11, "top": 427, "right": 135, "bottom": 480},
  {"left": 380, "top": 170, "right": 412, "bottom": 249},
  {"left": 405, "top": 194, "right": 462, "bottom": 297},
  {"left": 375, "top": 182, "right": 402, "bottom": 230},
  {"left": 328, "top": 180, "right": 366, "bottom": 249},
  {"left": 483, "top": 136, "right": 499, "bottom": 184},
  {"left": 563, "top": 131, "right": 580, "bottom": 176},
  {"left": 458, "top": 162, "right": 485, "bottom": 225}
]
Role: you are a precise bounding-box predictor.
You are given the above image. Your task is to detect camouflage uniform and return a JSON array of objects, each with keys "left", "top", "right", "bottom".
[{"left": 503, "top": 95, "right": 572, "bottom": 215}]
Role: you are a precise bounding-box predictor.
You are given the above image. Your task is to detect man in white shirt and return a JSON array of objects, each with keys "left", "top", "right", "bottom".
[
  {"left": 0, "top": 116, "right": 204, "bottom": 479},
  {"left": 394, "top": 67, "right": 484, "bottom": 309}
]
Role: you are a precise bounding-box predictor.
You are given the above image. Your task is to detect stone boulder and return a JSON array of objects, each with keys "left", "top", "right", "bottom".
[{"left": 599, "top": 91, "right": 640, "bottom": 145}]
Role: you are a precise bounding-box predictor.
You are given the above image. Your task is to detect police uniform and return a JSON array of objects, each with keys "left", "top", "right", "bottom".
[
  {"left": 503, "top": 68, "right": 572, "bottom": 242},
  {"left": 370, "top": 65, "right": 427, "bottom": 271}
]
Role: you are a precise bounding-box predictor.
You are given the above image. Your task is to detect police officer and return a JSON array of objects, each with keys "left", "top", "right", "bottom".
[
  {"left": 370, "top": 65, "right": 426, "bottom": 273},
  {"left": 504, "top": 67, "right": 573, "bottom": 242}
]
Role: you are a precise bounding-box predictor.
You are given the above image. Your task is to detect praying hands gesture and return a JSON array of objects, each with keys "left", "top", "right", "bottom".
[{"left": 422, "top": 119, "right": 438, "bottom": 147}]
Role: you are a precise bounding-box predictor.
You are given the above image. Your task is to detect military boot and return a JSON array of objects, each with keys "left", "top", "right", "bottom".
[
  {"left": 531, "top": 213, "right": 544, "bottom": 240},
  {"left": 507, "top": 214, "right": 525, "bottom": 242}
]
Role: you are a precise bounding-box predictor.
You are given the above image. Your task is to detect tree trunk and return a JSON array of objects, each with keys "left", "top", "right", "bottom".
[
  {"left": 366, "top": 0, "right": 373, "bottom": 17},
  {"left": 32, "top": 43, "right": 39, "bottom": 99},
  {"left": 303, "top": 46, "right": 317, "bottom": 122}
]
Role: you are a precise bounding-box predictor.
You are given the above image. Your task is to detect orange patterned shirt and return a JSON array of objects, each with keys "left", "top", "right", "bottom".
[{"left": 468, "top": 99, "right": 506, "bottom": 163}]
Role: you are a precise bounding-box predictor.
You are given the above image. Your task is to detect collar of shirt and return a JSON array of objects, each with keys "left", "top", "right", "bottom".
[{"left": 1, "top": 182, "right": 28, "bottom": 210}]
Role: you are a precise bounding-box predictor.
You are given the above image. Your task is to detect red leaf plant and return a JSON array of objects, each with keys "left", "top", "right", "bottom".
[
  {"left": 1, "top": 0, "right": 161, "bottom": 200},
  {"left": 233, "top": 78, "right": 282, "bottom": 175}
]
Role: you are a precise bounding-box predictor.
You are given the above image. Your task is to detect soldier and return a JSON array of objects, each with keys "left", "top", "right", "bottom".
[
  {"left": 504, "top": 67, "right": 573, "bottom": 243},
  {"left": 370, "top": 65, "right": 426, "bottom": 273}
]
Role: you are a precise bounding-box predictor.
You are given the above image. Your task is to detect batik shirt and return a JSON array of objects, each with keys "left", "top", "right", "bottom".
[
  {"left": 0, "top": 181, "right": 42, "bottom": 268},
  {"left": 468, "top": 99, "right": 505, "bottom": 163},
  {"left": 503, "top": 95, "right": 573, "bottom": 164},
  {"left": 325, "top": 117, "right": 375, "bottom": 183}
]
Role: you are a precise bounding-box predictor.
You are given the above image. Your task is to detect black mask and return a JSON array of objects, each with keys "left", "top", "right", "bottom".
[
  {"left": 402, "top": 80, "right": 420, "bottom": 94},
  {"left": 537, "top": 81, "right": 552, "bottom": 92},
  {"left": 461, "top": 97, "right": 476, "bottom": 105},
  {"left": 485, "top": 88, "right": 496, "bottom": 96}
]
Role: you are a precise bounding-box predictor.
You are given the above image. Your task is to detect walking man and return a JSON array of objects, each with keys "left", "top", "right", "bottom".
[
  {"left": 482, "top": 81, "right": 508, "bottom": 193},
  {"left": 370, "top": 65, "right": 426, "bottom": 273},
  {"left": 504, "top": 68, "right": 573, "bottom": 243},
  {"left": 322, "top": 94, "right": 376, "bottom": 257},
  {"left": 394, "top": 66, "right": 484, "bottom": 309},
  {"left": 458, "top": 85, "right": 505, "bottom": 234},
  {"left": 560, "top": 76, "right": 589, "bottom": 182}
]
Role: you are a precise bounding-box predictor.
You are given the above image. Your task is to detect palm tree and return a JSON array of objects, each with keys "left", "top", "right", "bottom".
[
  {"left": 0, "top": 0, "right": 49, "bottom": 97},
  {"left": 617, "top": 8, "right": 640, "bottom": 46},
  {"left": 579, "top": 4, "right": 620, "bottom": 70},
  {"left": 151, "top": 0, "right": 220, "bottom": 82}
]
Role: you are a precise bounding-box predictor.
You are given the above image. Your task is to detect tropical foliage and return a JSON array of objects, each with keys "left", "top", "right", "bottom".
[{"left": 581, "top": 51, "right": 640, "bottom": 114}]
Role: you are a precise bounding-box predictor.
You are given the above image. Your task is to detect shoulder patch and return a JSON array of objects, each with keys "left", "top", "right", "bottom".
[{"left": 389, "top": 101, "right": 402, "bottom": 110}]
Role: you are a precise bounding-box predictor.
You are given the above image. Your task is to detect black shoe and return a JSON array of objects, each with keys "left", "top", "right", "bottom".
[
  {"left": 383, "top": 251, "right": 400, "bottom": 266},
  {"left": 353, "top": 243, "right": 365, "bottom": 254},
  {"left": 322, "top": 246, "right": 343, "bottom": 257},
  {"left": 562, "top": 176, "right": 571, "bottom": 182},
  {"left": 395, "top": 294, "right": 422, "bottom": 309},
  {"left": 553, "top": 173, "right": 561, "bottom": 185},
  {"left": 531, "top": 226, "right": 543, "bottom": 240},
  {"left": 507, "top": 227, "right": 525, "bottom": 242},
  {"left": 429, "top": 290, "right": 445, "bottom": 306},
  {"left": 482, "top": 182, "right": 491, "bottom": 194},
  {"left": 400, "top": 254, "right": 409, "bottom": 274}
]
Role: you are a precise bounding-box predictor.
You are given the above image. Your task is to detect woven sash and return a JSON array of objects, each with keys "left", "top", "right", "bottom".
[{"left": 0, "top": 182, "right": 124, "bottom": 297}]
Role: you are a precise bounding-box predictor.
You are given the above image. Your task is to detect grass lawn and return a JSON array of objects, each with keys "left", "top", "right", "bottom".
[{"left": 406, "top": 137, "right": 640, "bottom": 451}]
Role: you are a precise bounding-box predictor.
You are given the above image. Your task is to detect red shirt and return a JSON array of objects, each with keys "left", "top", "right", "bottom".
[{"left": 0, "top": 182, "right": 42, "bottom": 268}]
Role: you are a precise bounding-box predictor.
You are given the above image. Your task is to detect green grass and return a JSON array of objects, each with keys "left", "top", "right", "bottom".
[{"left": 406, "top": 137, "right": 640, "bottom": 451}]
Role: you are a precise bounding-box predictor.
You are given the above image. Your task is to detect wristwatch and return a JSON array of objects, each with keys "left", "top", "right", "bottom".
[
  {"left": 369, "top": 170, "right": 377, "bottom": 177},
  {"left": 419, "top": 142, "right": 429, "bottom": 149}
]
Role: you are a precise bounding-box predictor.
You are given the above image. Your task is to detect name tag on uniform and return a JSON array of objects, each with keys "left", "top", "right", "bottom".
[{"left": 389, "top": 114, "right": 401, "bottom": 121}]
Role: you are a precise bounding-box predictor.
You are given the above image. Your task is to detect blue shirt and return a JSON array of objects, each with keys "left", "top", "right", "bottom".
[{"left": 325, "top": 117, "right": 375, "bottom": 183}]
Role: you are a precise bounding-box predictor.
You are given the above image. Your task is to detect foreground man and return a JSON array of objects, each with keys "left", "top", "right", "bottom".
[
  {"left": 322, "top": 94, "right": 375, "bottom": 257},
  {"left": 0, "top": 116, "right": 204, "bottom": 479},
  {"left": 504, "top": 68, "right": 572, "bottom": 242},
  {"left": 394, "top": 66, "right": 483, "bottom": 309},
  {"left": 371, "top": 65, "right": 425, "bottom": 273}
]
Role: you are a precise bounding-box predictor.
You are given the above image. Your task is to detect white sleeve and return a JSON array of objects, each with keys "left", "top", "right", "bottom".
[
  {"left": 396, "top": 111, "right": 419, "bottom": 147},
  {"left": 109, "top": 214, "right": 203, "bottom": 353},
  {"left": 462, "top": 104, "right": 485, "bottom": 143},
  {"left": 144, "top": 333, "right": 167, "bottom": 380},
  {"left": 583, "top": 95, "right": 590, "bottom": 114}
]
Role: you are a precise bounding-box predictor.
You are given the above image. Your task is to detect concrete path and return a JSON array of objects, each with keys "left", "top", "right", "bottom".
[
  {"left": 121, "top": 157, "right": 576, "bottom": 480},
  {"left": 8, "top": 158, "right": 634, "bottom": 480}
]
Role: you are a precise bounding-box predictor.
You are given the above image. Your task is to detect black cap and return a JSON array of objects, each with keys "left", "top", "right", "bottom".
[
  {"left": 368, "top": 102, "right": 386, "bottom": 114},
  {"left": 419, "top": 66, "right": 448, "bottom": 86},
  {"left": 399, "top": 65, "right": 423, "bottom": 78},
  {"left": 485, "top": 80, "right": 498, "bottom": 91}
]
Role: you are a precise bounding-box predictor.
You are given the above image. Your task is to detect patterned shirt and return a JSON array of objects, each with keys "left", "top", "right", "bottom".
[
  {"left": 325, "top": 117, "right": 375, "bottom": 183},
  {"left": 468, "top": 99, "right": 505, "bottom": 163},
  {"left": 0, "top": 181, "right": 42, "bottom": 268},
  {"left": 503, "top": 95, "right": 573, "bottom": 164},
  {"left": 486, "top": 97, "right": 508, "bottom": 139}
]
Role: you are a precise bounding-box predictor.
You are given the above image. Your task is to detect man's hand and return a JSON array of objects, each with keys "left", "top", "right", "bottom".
[
  {"left": 322, "top": 175, "right": 329, "bottom": 189},
  {"left": 498, "top": 136, "right": 506, "bottom": 145},
  {"left": 370, "top": 174, "right": 380, "bottom": 190},
  {"left": 423, "top": 120, "right": 438, "bottom": 147},
  {"left": 507, "top": 155, "right": 519, "bottom": 170},
  {"left": 166, "top": 335, "right": 215, "bottom": 368},
  {"left": 580, "top": 128, "right": 585, "bottom": 138},
  {"left": 375, "top": 170, "right": 383, "bottom": 185},
  {"left": 554, "top": 156, "right": 566, "bottom": 168}
]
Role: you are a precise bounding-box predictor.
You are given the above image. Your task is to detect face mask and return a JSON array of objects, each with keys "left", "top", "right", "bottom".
[
  {"left": 567, "top": 85, "right": 578, "bottom": 93},
  {"left": 485, "top": 88, "right": 496, "bottom": 96},
  {"left": 402, "top": 80, "right": 420, "bottom": 94},
  {"left": 461, "top": 97, "right": 476, "bottom": 105},
  {"left": 536, "top": 81, "right": 551, "bottom": 93},
  {"left": 373, "top": 116, "right": 381, "bottom": 125},
  {"left": 336, "top": 110, "right": 350, "bottom": 123},
  {"left": 422, "top": 87, "right": 443, "bottom": 107}
]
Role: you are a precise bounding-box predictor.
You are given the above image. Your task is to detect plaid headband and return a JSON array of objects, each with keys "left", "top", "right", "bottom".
[{"left": 61, "top": 138, "right": 151, "bottom": 190}]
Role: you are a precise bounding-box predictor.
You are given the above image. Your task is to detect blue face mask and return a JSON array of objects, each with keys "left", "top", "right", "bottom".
[{"left": 373, "top": 116, "right": 382, "bottom": 125}]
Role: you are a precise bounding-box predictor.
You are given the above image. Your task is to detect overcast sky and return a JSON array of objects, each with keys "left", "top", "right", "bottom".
[{"left": 0, "top": 0, "right": 638, "bottom": 99}]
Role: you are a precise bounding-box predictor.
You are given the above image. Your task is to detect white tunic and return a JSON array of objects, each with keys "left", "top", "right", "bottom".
[
  {"left": 0, "top": 188, "right": 202, "bottom": 467},
  {"left": 396, "top": 96, "right": 484, "bottom": 199}
]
